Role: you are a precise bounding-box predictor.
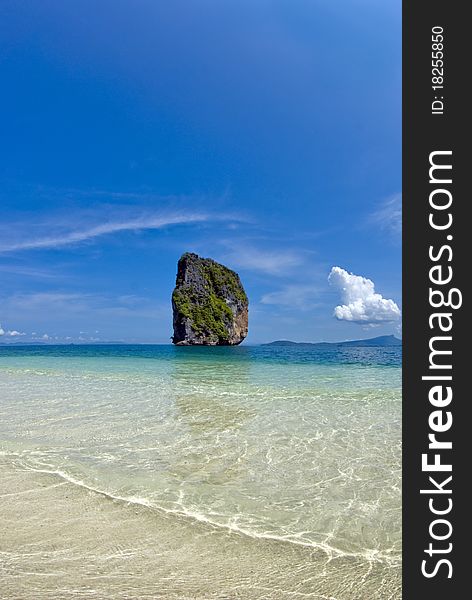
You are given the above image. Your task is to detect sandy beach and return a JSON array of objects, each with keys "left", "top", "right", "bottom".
[{"left": 1, "top": 458, "right": 401, "bottom": 600}]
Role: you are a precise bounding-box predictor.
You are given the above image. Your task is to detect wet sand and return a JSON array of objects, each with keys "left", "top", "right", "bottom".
[{"left": 0, "top": 459, "right": 401, "bottom": 600}]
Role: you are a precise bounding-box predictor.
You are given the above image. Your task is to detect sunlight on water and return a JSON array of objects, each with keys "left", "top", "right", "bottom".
[{"left": 0, "top": 345, "right": 401, "bottom": 599}]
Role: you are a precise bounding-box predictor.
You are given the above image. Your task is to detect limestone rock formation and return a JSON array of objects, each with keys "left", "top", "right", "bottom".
[{"left": 172, "top": 253, "right": 248, "bottom": 345}]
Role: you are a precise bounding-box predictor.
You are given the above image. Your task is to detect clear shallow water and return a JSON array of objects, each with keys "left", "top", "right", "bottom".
[{"left": 0, "top": 345, "right": 401, "bottom": 599}]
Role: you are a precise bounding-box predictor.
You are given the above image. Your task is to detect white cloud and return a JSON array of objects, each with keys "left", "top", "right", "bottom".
[
  {"left": 41, "top": 334, "right": 50, "bottom": 340},
  {"left": 328, "top": 266, "right": 401, "bottom": 324},
  {"left": 0, "top": 324, "right": 26, "bottom": 336}
]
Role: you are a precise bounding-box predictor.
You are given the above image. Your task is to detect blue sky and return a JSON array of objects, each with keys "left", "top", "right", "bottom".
[{"left": 0, "top": 0, "right": 401, "bottom": 344}]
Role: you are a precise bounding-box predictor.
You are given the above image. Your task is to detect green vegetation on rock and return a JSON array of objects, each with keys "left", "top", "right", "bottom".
[
  {"left": 199, "top": 261, "right": 248, "bottom": 305},
  {"left": 173, "top": 288, "right": 232, "bottom": 341}
]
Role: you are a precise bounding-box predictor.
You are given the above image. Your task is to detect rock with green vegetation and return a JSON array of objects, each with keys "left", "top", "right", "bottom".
[{"left": 172, "top": 253, "right": 248, "bottom": 345}]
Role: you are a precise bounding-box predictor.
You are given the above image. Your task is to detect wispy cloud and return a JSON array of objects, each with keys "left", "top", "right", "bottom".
[
  {"left": 1, "top": 291, "right": 170, "bottom": 324},
  {"left": 7, "top": 292, "right": 91, "bottom": 311},
  {"left": 0, "top": 212, "right": 220, "bottom": 253},
  {"left": 260, "top": 284, "right": 321, "bottom": 309},
  {"left": 223, "top": 245, "right": 305, "bottom": 275},
  {"left": 0, "top": 264, "right": 62, "bottom": 279},
  {"left": 0, "top": 291, "right": 173, "bottom": 343},
  {"left": 369, "top": 194, "right": 401, "bottom": 238}
]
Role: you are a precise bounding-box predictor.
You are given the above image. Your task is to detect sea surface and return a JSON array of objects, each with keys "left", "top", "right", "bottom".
[{"left": 0, "top": 344, "right": 401, "bottom": 599}]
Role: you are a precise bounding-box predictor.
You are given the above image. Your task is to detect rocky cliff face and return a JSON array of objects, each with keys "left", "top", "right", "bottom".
[{"left": 172, "top": 253, "right": 248, "bottom": 345}]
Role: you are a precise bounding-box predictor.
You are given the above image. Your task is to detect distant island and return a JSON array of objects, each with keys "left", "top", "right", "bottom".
[
  {"left": 1, "top": 335, "right": 401, "bottom": 348},
  {"left": 0, "top": 341, "right": 129, "bottom": 346},
  {"left": 263, "top": 335, "right": 401, "bottom": 348}
]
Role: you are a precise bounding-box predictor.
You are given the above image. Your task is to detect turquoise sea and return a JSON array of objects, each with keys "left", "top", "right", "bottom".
[{"left": 0, "top": 344, "right": 401, "bottom": 599}]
